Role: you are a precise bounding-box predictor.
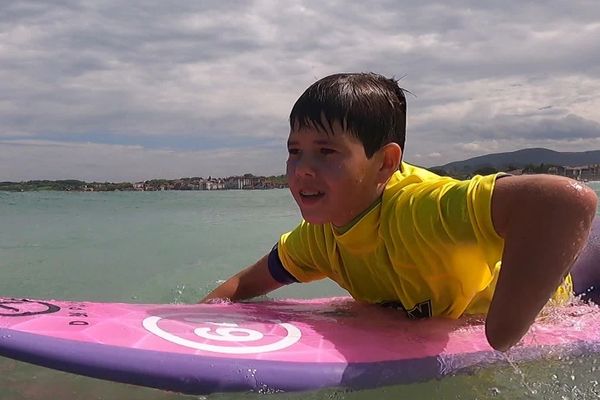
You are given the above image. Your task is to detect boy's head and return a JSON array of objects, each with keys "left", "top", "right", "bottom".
[
  {"left": 289, "top": 72, "right": 407, "bottom": 158},
  {"left": 286, "top": 73, "right": 406, "bottom": 227}
]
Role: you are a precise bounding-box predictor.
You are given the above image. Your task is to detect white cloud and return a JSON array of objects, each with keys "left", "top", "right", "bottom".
[
  {"left": 461, "top": 143, "right": 484, "bottom": 152},
  {"left": 0, "top": 1, "right": 599, "bottom": 179},
  {"left": 0, "top": 140, "right": 286, "bottom": 181}
]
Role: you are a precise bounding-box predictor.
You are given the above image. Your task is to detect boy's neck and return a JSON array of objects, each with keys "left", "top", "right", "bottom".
[{"left": 333, "top": 196, "right": 383, "bottom": 234}]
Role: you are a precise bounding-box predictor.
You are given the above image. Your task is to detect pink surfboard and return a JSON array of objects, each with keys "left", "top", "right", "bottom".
[{"left": 0, "top": 296, "right": 599, "bottom": 394}]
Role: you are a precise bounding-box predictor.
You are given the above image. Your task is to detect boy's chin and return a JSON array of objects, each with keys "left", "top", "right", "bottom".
[{"left": 300, "top": 212, "right": 330, "bottom": 225}]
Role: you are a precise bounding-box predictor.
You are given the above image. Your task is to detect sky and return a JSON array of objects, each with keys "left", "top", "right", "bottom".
[{"left": 1, "top": 1, "right": 600, "bottom": 182}]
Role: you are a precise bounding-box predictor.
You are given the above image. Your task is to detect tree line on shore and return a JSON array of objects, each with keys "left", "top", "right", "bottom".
[
  {"left": 0, "top": 174, "right": 288, "bottom": 192},
  {"left": 2, "top": 161, "right": 594, "bottom": 192},
  {"left": 430, "top": 163, "right": 557, "bottom": 179}
]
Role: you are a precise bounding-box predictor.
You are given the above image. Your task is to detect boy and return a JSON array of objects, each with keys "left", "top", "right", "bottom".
[{"left": 201, "top": 73, "right": 598, "bottom": 352}]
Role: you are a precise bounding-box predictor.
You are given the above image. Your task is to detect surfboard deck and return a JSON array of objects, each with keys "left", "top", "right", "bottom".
[{"left": 0, "top": 296, "right": 599, "bottom": 394}]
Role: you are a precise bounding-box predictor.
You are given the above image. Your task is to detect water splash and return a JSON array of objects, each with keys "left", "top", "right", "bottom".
[{"left": 500, "top": 351, "right": 538, "bottom": 396}]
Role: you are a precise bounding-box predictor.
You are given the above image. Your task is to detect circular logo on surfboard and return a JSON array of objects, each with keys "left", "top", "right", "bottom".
[
  {"left": 0, "top": 298, "right": 61, "bottom": 317},
  {"left": 142, "top": 313, "right": 302, "bottom": 354}
]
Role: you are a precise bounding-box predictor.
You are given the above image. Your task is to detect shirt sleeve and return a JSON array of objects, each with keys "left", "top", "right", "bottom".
[
  {"left": 395, "top": 173, "right": 504, "bottom": 266},
  {"left": 277, "top": 221, "right": 329, "bottom": 283},
  {"left": 383, "top": 173, "right": 506, "bottom": 317}
]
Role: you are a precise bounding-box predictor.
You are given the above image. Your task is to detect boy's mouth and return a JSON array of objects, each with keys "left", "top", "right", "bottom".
[{"left": 299, "top": 190, "right": 325, "bottom": 200}]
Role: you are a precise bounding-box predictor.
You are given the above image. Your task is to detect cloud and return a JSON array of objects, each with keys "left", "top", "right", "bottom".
[
  {"left": 0, "top": 140, "right": 287, "bottom": 182},
  {"left": 0, "top": 1, "right": 599, "bottom": 179}
]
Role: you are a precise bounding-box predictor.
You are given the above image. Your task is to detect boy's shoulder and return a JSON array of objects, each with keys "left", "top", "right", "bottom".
[
  {"left": 380, "top": 165, "right": 504, "bottom": 253},
  {"left": 384, "top": 162, "right": 457, "bottom": 194},
  {"left": 383, "top": 164, "right": 503, "bottom": 227},
  {"left": 389, "top": 162, "right": 503, "bottom": 191},
  {"left": 398, "top": 162, "right": 446, "bottom": 180}
]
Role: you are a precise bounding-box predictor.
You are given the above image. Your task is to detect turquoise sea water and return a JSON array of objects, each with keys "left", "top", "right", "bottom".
[{"left": 1, "top": 183, "right": 599, "bottom": 399}]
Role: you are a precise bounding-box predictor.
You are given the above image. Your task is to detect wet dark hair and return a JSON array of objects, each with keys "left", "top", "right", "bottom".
[{"left": 289, "top": 72, "right": 407, "bottom": 158}]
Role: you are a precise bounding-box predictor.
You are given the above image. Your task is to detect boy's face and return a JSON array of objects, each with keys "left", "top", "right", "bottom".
[{"left": 286, "top": 122, "right": 383, "bottom": 227}]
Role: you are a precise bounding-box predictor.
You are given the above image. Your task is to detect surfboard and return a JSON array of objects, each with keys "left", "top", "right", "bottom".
[{"left": 0, "top": 296, "right": 599, "bottom": 394}]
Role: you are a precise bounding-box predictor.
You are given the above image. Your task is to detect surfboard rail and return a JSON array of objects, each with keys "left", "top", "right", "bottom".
[{"left": 1, "top": 297, "right": 599, "bottom": 394}]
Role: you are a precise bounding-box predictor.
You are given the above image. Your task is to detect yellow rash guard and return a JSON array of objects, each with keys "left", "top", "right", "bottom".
[{"left": 277, "top": 163, "right": 572, "bottom": 318}]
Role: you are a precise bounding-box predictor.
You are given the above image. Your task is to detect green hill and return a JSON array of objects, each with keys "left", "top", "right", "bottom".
[{"left": 432, "top": 148, "right": 600, "bottom": 176}]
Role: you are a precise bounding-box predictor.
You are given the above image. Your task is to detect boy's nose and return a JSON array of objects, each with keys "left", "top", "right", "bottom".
[{"left": 291, "top": 155, "right": 317, "bottom": 177}]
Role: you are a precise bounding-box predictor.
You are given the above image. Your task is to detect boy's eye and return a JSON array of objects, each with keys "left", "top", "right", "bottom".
[
  {"left": 288, "top": 148, "right": 300, "bottom": 155},
  {"left": 320, "top": 148, "right": 336, "bottom": 155}
]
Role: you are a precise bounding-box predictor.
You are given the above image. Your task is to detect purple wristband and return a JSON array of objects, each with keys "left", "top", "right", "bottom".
[{"left": 267, "top": 244, "right": 299, "bottom": 285}]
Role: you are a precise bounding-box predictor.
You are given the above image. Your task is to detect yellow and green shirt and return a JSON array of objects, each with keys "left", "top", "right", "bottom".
[{"left": 276, "top": 163, "right": 571, "bottom": 318}]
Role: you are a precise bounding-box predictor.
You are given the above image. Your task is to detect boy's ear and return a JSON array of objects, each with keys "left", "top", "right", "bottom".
[{"left": 377, "top": 143, "right": 402, "bottom": 182}]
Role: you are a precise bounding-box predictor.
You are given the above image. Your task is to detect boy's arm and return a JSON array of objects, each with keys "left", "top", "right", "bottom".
[
  {"left": 486, "top": 174, "right": 598, "bottom": 351},
  {"left": 199, "top": 254, "right": 286, "bottom": 303}
]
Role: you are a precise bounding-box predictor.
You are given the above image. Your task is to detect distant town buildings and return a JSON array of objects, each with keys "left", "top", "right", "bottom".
[
  {"left": 2, "top": 163, "right": 598, "bottom": 193},
  {"left": 0, "top": 174, "right": 288, "bottom": 192},
  {"left": 129, "top": 174, "right": 287, "bottom": 192},
  {"left": 119, "top": 164, "right": 600, "bottom": 191},
  {"left": 548, "top": 165, "right": 600, "bottom": 182},
  {"left": 454, "top": 164, "right": 600, "bottom": 182}
]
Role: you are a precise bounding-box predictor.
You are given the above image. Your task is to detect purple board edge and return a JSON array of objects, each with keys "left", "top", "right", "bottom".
[
  {"left": 0, "top": 327, "right": 448, "bottom": 393},
  {"left": 2, "top": 327, "right": 600, "bottom": 394}
]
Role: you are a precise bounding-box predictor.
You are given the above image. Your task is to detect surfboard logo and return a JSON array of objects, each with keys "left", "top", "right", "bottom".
[
  {"left": 142, "top": 313, "right": 302, "bottom": 354},
  {"left": 0, "top": 298, "right": 61, "bottom": 317}
]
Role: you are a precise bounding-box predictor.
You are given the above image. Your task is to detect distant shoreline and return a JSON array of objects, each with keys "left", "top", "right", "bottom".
[
  {"left": 0, "top": 174, "right": 288, "bottom": 192},
  {"left": 3, "top": 160, "right": 598, "bottom": 192}
]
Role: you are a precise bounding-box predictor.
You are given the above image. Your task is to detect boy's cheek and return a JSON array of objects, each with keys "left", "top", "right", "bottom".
[
  {"left": 286, "top": 161, "right": 301, "bottom": 181},
  {"left": 285, "top": 159, "right": 294, "bottom": 174}
]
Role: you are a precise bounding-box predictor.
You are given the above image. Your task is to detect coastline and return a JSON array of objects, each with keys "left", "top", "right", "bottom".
[
  {"left": 3, "top": 162, "right": 598, "bottom": 192},
  {"left": 0, "top": 175, "right": 288, "bottom": 192}
]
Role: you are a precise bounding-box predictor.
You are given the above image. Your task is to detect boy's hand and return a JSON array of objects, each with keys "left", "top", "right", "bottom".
[
  {"left": 199, "top": 254, "right": 285, "bottom": 303},
  {"left": 486, "top": 175, "right": 597, "bottom": 351}
]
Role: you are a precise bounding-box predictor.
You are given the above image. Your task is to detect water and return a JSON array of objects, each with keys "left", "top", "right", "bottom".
[{"left": 0, "top": 183, "right": 599, "bottom": 399}]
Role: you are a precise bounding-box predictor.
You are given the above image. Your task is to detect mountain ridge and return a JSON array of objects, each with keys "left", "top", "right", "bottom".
[{"left": 430, "top": 148, "right": 600, "bottom": 173}]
